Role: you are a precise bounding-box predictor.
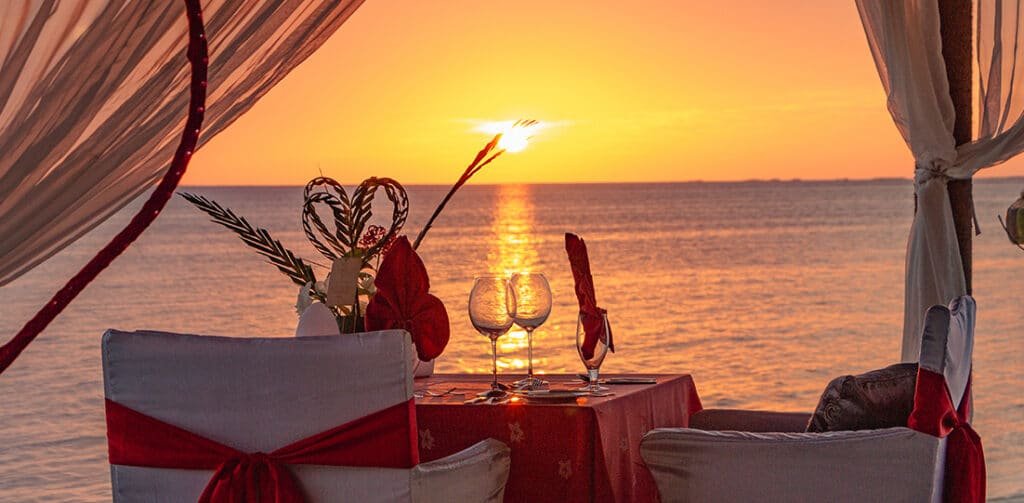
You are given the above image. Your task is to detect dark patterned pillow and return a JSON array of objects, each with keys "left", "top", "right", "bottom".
[{"left": 806, "top": 363, "right": 918, "bottom": 433}]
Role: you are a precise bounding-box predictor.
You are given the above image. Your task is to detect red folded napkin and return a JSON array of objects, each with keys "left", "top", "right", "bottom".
[
  {"left": 565, "top": 233, "right": 613, "bottom": 360},
  {"left": 365, "top": 236, "right": 450, "bottom": 361}
]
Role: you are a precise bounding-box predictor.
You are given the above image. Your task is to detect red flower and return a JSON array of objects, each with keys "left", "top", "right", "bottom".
[
  {"left": 377, "top": 233, "right": 397, "bottom": 256},
  {"left": 358, "top": 225, "right": 387, "bottom": 250},
  {"left": 359, "top": 224, "right": 398, "bottom": 261},
  {"left": 365, "top": 236, "right": 450, "bottom": 361}
]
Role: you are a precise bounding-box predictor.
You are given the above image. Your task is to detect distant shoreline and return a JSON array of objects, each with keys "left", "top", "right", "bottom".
[{"left": 180, "top": 175, "right": 1024, "bottom": 189}]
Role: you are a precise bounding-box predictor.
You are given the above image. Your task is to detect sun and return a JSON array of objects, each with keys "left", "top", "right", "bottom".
[
  {"left": 499, "top": 128, "right": 531, "bottom": 153},
  {"left": 477, "top": 120, "right": 542, "bottom": 153}
]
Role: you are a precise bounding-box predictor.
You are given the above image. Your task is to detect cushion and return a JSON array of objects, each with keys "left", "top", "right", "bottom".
[
  {"left": 806, "top": 363, "right": 918, "bottom": 433},
  {"left": 690, "top": 409, "right": 812, "bottom": 433}
]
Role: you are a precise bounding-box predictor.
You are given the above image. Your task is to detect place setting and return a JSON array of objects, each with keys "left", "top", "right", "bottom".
[{"left": 463, "top": 234, "right": 619, "bottom": 405}]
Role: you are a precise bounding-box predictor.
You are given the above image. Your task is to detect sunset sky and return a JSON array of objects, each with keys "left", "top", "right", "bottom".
[{"left": 187, "top": 0, "right": 1024, "bottom": 185}]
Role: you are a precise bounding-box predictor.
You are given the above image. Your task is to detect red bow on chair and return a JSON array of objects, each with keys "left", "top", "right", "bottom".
[
  {"left": 365, "top": 236, "right": 450, "bottom": 361},
  {"left": 106, "top": 399, "right": 418, "bottom": 503},
  {"left": 908, "top": 369, "right": 985, "bottom": 503}
]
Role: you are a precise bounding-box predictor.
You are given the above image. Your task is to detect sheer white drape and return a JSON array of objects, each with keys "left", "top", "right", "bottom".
[
  {"left": 856, "top": 0, "right": 1024, "bottom": 361},
  {"left": 0, "top": 0, "right": 363, "bottom": 286},
  {"left": 963, "top": 0, "right": 1024, "bottom": 169}
]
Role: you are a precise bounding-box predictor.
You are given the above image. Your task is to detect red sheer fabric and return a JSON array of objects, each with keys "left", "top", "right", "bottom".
[
  {"left": 106, "top": 398, "right": 419, "bottom": 502},
  {"left": 1, "top": 0, "right": 366, "bottom": 376},
  {"left": 908, "top": 369, "right": 985, "bottom": 503},
  {"left": 565, "top": 233, "right": 613, "bottom": 359},
  {"left": 1, "top": 1, "right": 367, "bottom": 288},
  {"left": 365, "top": 236, "right": 450, "bottom": 361},
  {"left": 0, "top": 0, "right": 207, "bottom": 375}
]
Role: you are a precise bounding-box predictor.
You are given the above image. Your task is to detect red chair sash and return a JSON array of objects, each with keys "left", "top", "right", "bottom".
[
  {"left": 908, "top": 369, "right": 985, "bottom": 503},
  {"left": 106, "top": 398, "right": 419, "bottom": 502}
]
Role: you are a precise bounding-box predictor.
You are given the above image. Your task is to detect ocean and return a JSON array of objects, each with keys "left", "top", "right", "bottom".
[{"left": 1, "top": 180, "right": 1021, "bottom": 501}]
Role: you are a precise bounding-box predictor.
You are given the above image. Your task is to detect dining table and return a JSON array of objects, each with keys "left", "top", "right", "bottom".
[{"left": 414, "top": 373, "right": 702, "bottom": 502}]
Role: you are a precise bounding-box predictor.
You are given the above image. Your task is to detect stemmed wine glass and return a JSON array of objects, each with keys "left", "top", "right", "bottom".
[
  {"left": 576, "top": 312, "right": 611, "bottom": 393},
  {"left": 507, "top": 272, "right": 552, "bottom": 390},
  {"left": 469, "top": 276, "right": 515, "bottom": 398}
]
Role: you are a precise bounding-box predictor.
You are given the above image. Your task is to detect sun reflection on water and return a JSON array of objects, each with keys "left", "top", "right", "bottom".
[
  {"left": 485, "top": 185, "right": 546, "bottom": 372},
  {"left": 488, "top": 184, "right": 539, "bottom": 277}
]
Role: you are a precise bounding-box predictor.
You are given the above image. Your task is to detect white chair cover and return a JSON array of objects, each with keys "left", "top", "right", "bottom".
[
  {"left": 641, "top": 427, "right": 945, "bottom": 503},
  {"left": 641, "top": 296, "right": 976, "bottom": 503},
  {"left": 944, "top": 295, "right": 975, "bottom": 410},
  {"left": 102, "top": 329, "right": 508, "bottom": 502},
  {"left": 295, "top": 303, "right": 436, "bottom": 377},
  {"left": 918, "top": 295, "right": 975, "bottom": 410}
]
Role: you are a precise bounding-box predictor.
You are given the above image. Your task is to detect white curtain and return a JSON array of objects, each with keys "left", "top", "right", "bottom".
[
  {"left": 856, "top": 0, "right": 1024, "bottom": 361},
  {"left": 0, "top": 0, "right": 364, "bottom": 286}
]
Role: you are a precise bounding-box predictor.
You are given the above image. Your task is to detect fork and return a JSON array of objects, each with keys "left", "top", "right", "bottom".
[{"left": 415, "top": 387, "right": 457, "bottom": 398}]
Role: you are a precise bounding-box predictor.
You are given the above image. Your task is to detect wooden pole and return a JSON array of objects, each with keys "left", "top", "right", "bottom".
[{"left": 938, "top": 0, "right": 974, "bottom": 294}]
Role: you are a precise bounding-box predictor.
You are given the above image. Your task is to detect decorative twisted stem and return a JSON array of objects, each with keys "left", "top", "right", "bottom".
[{"left": 303, "top": 176, "right": 409, "bottom": 263}]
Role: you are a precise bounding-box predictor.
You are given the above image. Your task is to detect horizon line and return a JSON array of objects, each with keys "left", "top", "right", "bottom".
[{"left": 181, "top": 174, "right": 1024, "bottom": 188}]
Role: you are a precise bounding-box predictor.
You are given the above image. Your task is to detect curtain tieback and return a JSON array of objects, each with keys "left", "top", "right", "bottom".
[
  {"left": 914, "top": 165, "right": 952, "bottom": 185},
  {"left": 913, "top": 166, "right": 981, "bottom": 235}
]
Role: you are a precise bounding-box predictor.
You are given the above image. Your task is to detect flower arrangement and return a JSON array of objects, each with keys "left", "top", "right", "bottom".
[{"left": 180, "top": 119, "right": 538, "bottom": 344}]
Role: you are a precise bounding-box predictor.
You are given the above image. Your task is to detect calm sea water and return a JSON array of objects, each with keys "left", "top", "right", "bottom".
[{"left": 0, "top": 180, "right": 1021, "bottom": 501}]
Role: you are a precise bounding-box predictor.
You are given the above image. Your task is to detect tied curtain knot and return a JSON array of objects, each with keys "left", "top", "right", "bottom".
[
  {"left": 913, "top": 165, "right": 981, "bottom": 234},
  {"left": 914, "top": 164, "right": 954, "bottom": 186}
]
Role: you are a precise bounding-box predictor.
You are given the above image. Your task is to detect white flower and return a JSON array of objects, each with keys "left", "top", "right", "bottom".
[
  {"left": 358, "top": 272, "right": 376, "bottom": 297},
  {"left": 295, "top": 281, "right": 314, "bottom": 315}
]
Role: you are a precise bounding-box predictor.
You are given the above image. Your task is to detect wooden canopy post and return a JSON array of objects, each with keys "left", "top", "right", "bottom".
[{"left": 938, "top": 0, "right": 974, "bottom": 294}]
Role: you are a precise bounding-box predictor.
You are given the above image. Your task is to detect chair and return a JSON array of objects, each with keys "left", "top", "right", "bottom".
[
  {"left": 102, "top": 329, "right": 510, "bottom": 502},
  {"left": 640, "top": 296, "right": 976, "bottom": 503}
]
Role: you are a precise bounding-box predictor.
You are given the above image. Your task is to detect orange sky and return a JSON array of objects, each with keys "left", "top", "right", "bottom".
[{"left": 186, "top": 1, "right": 1024, "bottom": 185}]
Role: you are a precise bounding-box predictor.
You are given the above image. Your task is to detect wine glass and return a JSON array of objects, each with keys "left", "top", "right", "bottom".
[
  {"left": 469, "top": 276, "right": 515, "bottom": 398},
  {"left": 576, "top": 311, "right": 611, "bottom": 392},
  {"left": 507, "top": 272, "right": 552, "bottom": 390}
]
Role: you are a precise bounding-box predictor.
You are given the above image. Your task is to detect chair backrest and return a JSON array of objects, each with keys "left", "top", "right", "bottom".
[
  {"left": 640, "top": 427, "right": 945, "bottom": 503},
  {"left": 102, "top": 329, "right": 416, "bottom": 502},
  {"left": 917, "top": 295, "right": 975, "bottom": 408}
]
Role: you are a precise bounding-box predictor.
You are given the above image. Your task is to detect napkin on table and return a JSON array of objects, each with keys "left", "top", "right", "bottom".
[{"left": 565, "top": 233, "right": 614, "bottom": 359}]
